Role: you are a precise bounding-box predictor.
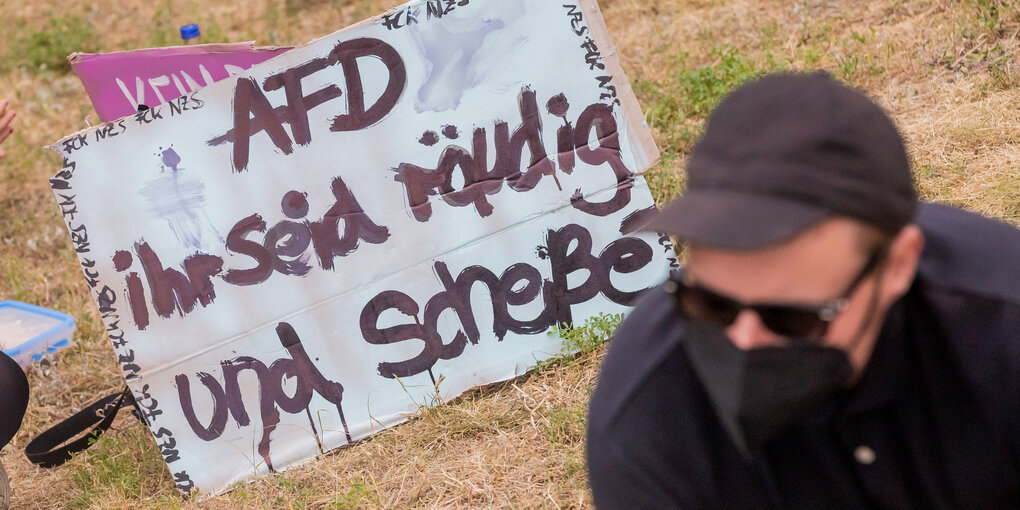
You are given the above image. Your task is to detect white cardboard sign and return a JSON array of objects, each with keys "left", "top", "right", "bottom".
[{"left": 50, "top": 0, "right": 674, "bottom": 496}]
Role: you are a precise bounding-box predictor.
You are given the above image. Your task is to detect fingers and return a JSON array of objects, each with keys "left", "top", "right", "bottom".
[
  {"left": 0, "top": 120, "right": 12, "bottom": 143},
  {"left": 0, "top": 105, "right": 14, "bottom": 131},
  {"left": 0, "top": 124, "right": 12, "bottom": 146},
  {"left": 0, "top": 99, "right": 14, "bottom": 147}
]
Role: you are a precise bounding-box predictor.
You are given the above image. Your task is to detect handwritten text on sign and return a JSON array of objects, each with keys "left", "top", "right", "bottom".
[
  {"left": 70, "top": 43, "right": 292, "bottom": 123},
  {"left": 50, "top": 0, "right": 670, "bottom": 497}
]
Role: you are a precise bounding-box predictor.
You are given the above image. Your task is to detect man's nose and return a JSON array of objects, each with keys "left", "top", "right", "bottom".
[{"left": 725, "top": 309, "right": 783, "bottom": 350}]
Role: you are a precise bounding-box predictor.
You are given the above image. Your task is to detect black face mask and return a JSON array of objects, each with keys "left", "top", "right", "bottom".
[{"left": 682, "top": 320, "right": 853, "bottom": 458}]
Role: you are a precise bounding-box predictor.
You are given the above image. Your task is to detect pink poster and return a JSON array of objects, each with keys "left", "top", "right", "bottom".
[{"left": 70, "top": 42, "right": 292, "bottom": 122}]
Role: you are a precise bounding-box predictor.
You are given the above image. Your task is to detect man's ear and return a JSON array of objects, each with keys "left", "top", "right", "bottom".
[{"left": 881, "top": 224, "right": 924, "bottom": 300}]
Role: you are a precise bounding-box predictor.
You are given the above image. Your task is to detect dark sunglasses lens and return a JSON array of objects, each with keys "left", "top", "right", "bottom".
[
  {"left": 756, "top": 306, "right": 827, "bottom": 338},
  {"left": 678, "top": 285, "right": 741, "bottom": 326}
]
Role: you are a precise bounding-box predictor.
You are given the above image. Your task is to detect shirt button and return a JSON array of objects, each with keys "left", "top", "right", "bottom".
[{"left": 854, "top": 445, "right": 876, "bottom": 465}]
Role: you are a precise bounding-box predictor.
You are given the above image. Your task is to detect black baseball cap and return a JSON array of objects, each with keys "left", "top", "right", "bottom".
[{"left": 644, "top": 71, "right": 918, "bottom": 249}]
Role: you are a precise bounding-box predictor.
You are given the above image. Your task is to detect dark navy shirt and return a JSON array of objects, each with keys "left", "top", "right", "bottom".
[{"left": 588, "top": 203, "right": 1020, "bottom": 509}]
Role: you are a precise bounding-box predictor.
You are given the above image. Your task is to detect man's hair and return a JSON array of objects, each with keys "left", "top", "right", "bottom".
[{"left": 854, "top": 222, "right": 896, "bottom": 256}]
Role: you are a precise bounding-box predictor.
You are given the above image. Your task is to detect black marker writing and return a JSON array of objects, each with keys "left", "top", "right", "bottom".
[
  {"left": 360, "top": 223, "right": 654, "bottom": 379},
  {"left": 114, "top": 174, "right": 389, "bottom": 326},
  {"left": 175, "top": 322, "right": 351, "bottom": 472},
  {"left": 209, "top": 38, "right": 406, "bottom": 173},
  {"left": 394, "top": 87, "right": 632, "bottom": 222}
]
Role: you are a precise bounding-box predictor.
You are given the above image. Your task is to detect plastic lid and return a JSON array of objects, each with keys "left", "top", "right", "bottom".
[{"left": 180, "top": 24, "right": 200, "bottom": 40}]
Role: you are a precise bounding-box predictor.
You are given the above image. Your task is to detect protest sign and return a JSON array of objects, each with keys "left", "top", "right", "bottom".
[
  {"left": 70, "top": 42, "right": 292, "bottom": 122},
  {"left": 50, "top": 0, "right": 675, "bottom": 497}
]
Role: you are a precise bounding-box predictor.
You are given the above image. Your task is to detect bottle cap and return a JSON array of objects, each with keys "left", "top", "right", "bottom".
[{"left": 180, "top": 24, "right": 200, "bottom": 40}]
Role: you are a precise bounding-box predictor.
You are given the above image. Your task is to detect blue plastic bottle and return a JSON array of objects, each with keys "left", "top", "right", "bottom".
[{"left": 180, "top": 24, "right": 201, "bottom": 45}]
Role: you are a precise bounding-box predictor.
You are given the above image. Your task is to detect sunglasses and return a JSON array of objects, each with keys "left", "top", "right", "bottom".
[{"left": 665, "top": 247, "right": 887, "bottom": 339}]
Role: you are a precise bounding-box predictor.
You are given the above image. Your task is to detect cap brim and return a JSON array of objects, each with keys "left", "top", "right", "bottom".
[
  {"left": 0, "top": 351, "right": 29, "bottom": 449},
  {"left": 641, "top": 189, "right": 831, "bottom": 250}
]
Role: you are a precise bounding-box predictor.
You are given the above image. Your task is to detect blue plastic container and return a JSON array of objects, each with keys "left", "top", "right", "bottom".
[{"left": 0, "top": 301, "right": 76, "bottom": 369}]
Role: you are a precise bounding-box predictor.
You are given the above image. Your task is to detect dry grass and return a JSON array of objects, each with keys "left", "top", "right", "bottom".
[{"left": 0, "top": 0, "right": 1018, "bottom": 508}]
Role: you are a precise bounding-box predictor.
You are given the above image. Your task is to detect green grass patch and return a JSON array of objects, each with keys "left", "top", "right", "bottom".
[
  {"left": 545, "top": 404, "right": 587, "bottom": 445},
  {"left": 138, "top": 13, "right": 229, "bottom": 49},
  {"left": 285, "top": 0, "right": 343, "bottom": 15},
  {"left": 66, "top": 425, "right": 178, "bottom": 508},
  {"left": 668, "top": 46, "right": 770, "bottom": 118},
  {"left": 273, "top": 474, "right": 317, "bottom": 508},
  {"left": 644, "top": 150, "right": 686, "bottom": 206},
  {"left": 6, "top": 16, "right": 98, "bottom": 73},
  {"left": 332, "top": 479, "right": 378, "bottom": 509},
  {"left": 989, "top": 172, "right": 1020, "bottom": 225},
  {"left": 962, "top": 0, "right": 1019, "bottom": 39},
  {"left": 634, "top": 46, "right": 778, "bottom": 206},
  {"left": 637, "top": 45, "right": 777, "bottom": 156},
  {"left": 412, "top": 401, "right": 530, "bottom": 449},
  {"left": 913, "top": 160, "right": 971, "bottom": 208}
]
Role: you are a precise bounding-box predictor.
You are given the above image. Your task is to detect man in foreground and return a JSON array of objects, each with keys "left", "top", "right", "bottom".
[{"left": 587, "top": 72, "right": 1020, "bottom": 508}]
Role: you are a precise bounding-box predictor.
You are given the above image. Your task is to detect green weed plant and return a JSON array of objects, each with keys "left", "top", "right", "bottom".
[{"left": 539, "top": 312, "right": 624, "bottom": 370}]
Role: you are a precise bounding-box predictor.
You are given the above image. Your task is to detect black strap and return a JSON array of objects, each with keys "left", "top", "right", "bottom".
[{"left": 25, "top": 387, "right": 138, "bottom": 468}]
